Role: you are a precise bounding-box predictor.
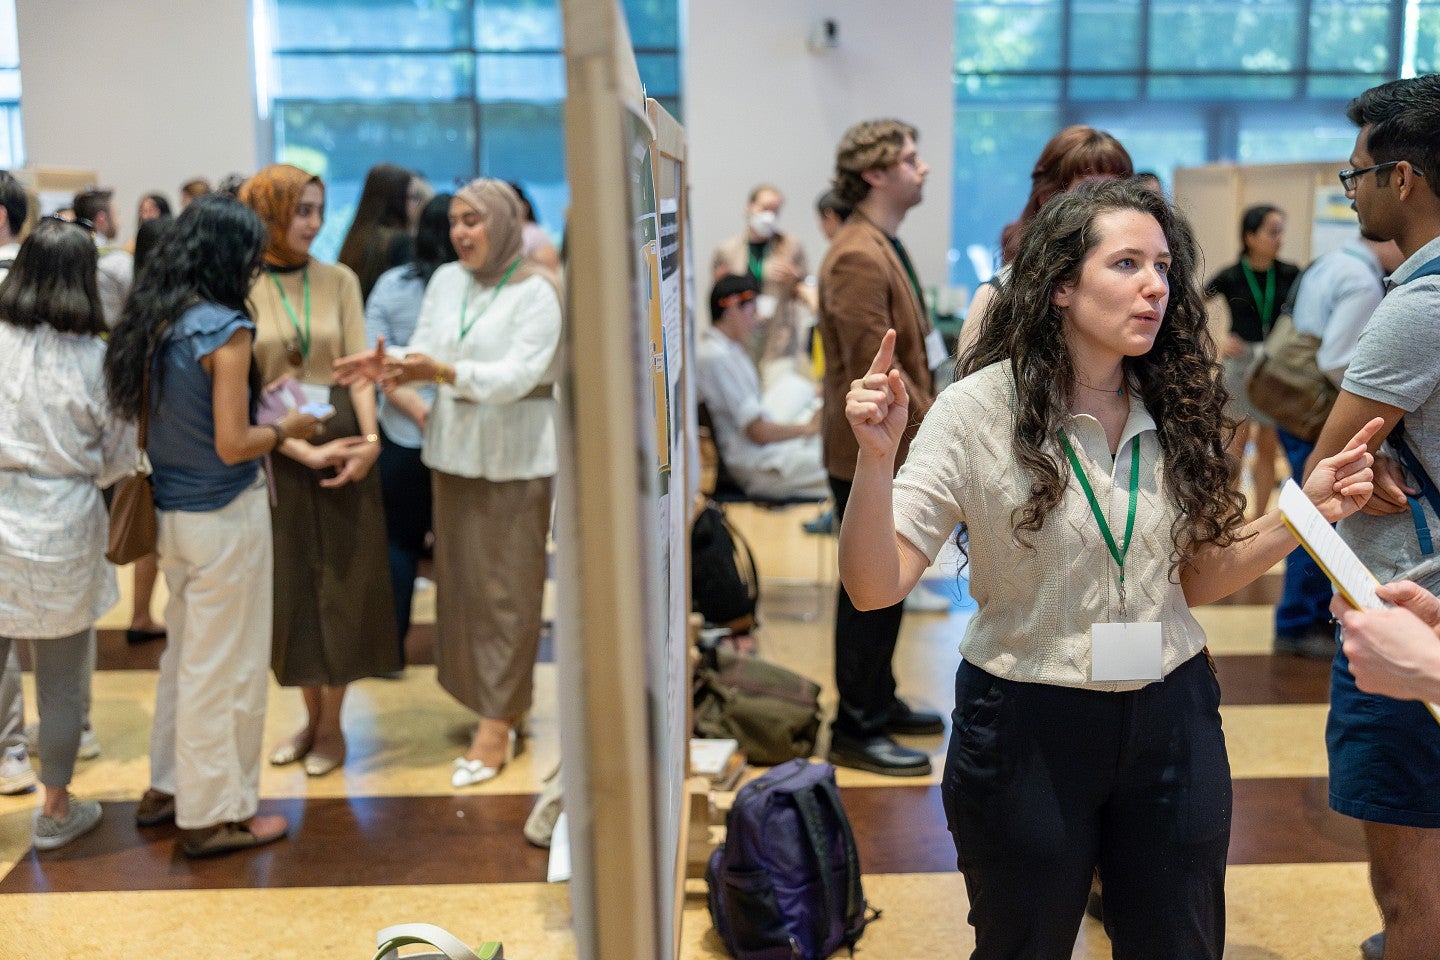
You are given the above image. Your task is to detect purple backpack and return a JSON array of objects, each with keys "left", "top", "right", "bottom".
[{"left": 706, "top": 759, "right": 874, "bottom": 959}]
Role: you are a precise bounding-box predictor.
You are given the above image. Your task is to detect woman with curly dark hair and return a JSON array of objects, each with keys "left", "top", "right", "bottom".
[
  {"left": 106, "top": 195, "right": 320, "bottom": 857},
  {"left": 838, "top": 179, "right": 1380, "bottom": 957}
]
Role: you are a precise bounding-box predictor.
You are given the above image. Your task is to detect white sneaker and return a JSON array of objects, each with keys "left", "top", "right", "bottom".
[
  {"left": 21, "top": 724, "right": 101, "bottom": 761},
  {"left": 904, "top": 581, "right": 953, "bottom": 613},
  {"left": 0, "top": 747, "right": 37, "bottom": 795}
]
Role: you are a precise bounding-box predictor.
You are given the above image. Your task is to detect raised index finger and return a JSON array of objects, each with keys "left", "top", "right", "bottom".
[{"left": 867, "top": 328, "right": 897, "bottom": 377}]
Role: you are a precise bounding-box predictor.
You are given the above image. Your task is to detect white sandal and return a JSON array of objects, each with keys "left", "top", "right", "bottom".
[{"left": 450, "top": 730, "right": 516, "bottom": 789}]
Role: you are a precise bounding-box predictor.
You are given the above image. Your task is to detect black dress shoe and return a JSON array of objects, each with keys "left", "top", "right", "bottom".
[
  {"left": 1360, "top": 931, "right": 1385, "bottom": 960},
  {"left": 829, "top": 732, "right": 932, "bottom": 777},
  {"left": 882, "top": 702, "right": 945, "bottom": 736}
]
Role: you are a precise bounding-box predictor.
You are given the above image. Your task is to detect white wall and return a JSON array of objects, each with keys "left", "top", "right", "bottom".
[
  {"left": 685, "top": 0, "right": 955, "bottom": 289},
  {"left": 15, "top": 0, "right": 259, "bottom": 232}
]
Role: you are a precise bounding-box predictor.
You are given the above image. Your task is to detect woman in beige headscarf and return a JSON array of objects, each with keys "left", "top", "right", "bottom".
[
  {"left": 240, "top": 164, "right": 399, "bottom": 778},
  {"left": 337, "top": 178, "right": 562, "bottom": 788}
]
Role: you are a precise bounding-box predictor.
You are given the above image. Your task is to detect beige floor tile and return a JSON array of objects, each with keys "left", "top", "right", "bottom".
[
  {"left": 0, "top": 882, "right": 576, "bottom": 960},
  {"left": 1221, "top": 704, "right": 1331, "bottom": 780},
  {"left": 681, "top": 863, "right": 1376, "bottom": 959}
]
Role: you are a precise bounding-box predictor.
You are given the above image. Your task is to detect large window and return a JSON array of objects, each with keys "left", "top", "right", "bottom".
[
  {"left": 0, "top": 0, "right": 22, "bottom": 169},
  {"left": 951, "top": 0, "right": 1440, "bottom": 284},
  {"left": 261, "top": 0, "right": 681, "bottom": 259}
]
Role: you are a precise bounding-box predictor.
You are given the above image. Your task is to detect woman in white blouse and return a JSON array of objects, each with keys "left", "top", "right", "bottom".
[
  {"left": 338, "top": 178, "right": 561, "bottom": 789},
  {"left": 840, "top": 180, "right": 1379, "bottom": 958},
  {"left": 0, "top": 218, "right": 136, "bottom": 850}
]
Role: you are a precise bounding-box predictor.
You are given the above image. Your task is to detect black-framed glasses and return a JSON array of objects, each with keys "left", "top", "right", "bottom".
[
  {"left": 40, "top": 214, "right": 96, "bottom": 232},
  {"left": 1337, "top": 161, "right": 1431, "bottom": 192}
]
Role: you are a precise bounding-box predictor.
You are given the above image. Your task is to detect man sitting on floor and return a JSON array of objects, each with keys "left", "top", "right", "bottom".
[{"left": 698, "top": 274, "right": 828, "bottom": 500}]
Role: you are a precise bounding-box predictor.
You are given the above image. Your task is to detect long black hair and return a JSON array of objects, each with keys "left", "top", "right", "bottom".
[
  {"left": 1239, "top": 204, "right": 1281, "bottom": 257},
  {"left": 105, "top": 194, "right": 267, "bottom": 420},
  {"left": 957, "top": 177, "right": 1244, "bottom": 565},
  {"left": 405, "top": 192, "right": 457, "bottom": 285},
  {"left": 0, "top": 217, "right": 104, "bottom": 335}
]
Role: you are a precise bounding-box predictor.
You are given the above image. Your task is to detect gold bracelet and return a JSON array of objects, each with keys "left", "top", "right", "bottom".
[
  {"left": 434, "top": 363, "right": 449, "bottom": 385},
  {"left": 364, "top": 433, "right": 379, "bottom": 444}
]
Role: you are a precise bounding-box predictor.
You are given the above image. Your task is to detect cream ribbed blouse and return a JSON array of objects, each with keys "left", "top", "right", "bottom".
[{"left": 892, "top": 361, "right": 1208, "bottom": 691}]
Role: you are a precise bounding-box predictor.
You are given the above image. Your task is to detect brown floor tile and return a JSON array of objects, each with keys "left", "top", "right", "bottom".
[
  {"left": 0, "top": 794, "right": 548, "bottom": 894},
  {"left": 1215, "top": 653, "right": 1331, "bottom": 705}
]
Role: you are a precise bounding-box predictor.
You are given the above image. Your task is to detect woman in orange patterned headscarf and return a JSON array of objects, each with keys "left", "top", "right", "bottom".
[{"left": 240, "top": 164, "right": 399, "bottom": 778}]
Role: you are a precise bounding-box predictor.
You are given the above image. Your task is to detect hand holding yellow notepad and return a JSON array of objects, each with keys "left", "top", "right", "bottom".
[{"left": 1277, "top": 479, "right": 1440, "bottom": 725}]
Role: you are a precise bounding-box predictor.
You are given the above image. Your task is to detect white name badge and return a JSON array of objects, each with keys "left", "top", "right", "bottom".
[
  {"left": 299, "top": 382, "right": 332, "bottom": 407},
  {"left": 1090, "top": 621, "right": 1163, "bottom": 682},
  {"left": 924, "top": 328, "right": 950, "bottom": 371}
]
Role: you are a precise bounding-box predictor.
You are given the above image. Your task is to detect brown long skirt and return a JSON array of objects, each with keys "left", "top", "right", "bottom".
[
  {"left": 432, "top": 470, "right": 552, "bottom": 719},
  {"left": 270, "top": 388, "right": 400, "bottom": 686}
]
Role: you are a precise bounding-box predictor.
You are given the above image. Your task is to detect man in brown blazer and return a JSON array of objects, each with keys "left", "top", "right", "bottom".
[{"left": 817, "top": 119, "right": 941, "bottom": 776}]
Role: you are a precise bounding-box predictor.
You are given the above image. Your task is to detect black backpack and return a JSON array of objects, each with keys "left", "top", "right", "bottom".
[{"left": 691, "top": 501, "right": 759, "bottom": 629}]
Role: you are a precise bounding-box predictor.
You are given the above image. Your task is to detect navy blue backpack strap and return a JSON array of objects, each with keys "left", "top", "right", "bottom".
[
  {"left": 814, "top": 777, "right": 870, "bottom": 945},
  {"left": 792, "top": 785, "right": 839, "bottom": 954},
  {"left": 1398, "top": 254, "right": 1440, "bottom": 286},
  {"left": 1392, "top": 427, "right": 1440, "bottom": 557}
]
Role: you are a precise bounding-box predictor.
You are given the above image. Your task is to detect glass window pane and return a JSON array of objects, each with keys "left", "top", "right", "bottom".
[
  {"left": 0, "top": 0, "right": 16, "bottom": 67},
  {"left": 955, "top": 74, "right": 1063, "bottom": 102},
  {"left": 0, "top": 103, "right": 22, "bottom": 169},
  {"left": 1068, "top": 76, "right": 1142, "bottom": 100},
  {"left": 273, "top": 0, "right": 470, "bottom": 51},
  {"left": 1070, "top": 0, "right": 1141, "bottom": 70},
  {"left": 276, "top": 53, "right": 472, "bottom": 100},
  {"left": 1307, "top": 74, "right": 1387, "bottom": 98},
  {"left": 1077, "top": 104, "right": 1210, "bottom": 177},
  {"left": 1309, "top": 0, "right": 1392, "bottom": 72},
  {"left": 274, "top": 100, "right": 477, "bottom": 259},
  {"left": 1149, "top": 0, "right": 1300, "bottom": 71},
  {"left": 1147, "top": 74, "right": 1299, "bottom": 98},
  {"left": 1415, "top": 1, "right": 1440, "bottom": 74},
  {"left": 1236, "top": 102, "right": 1359, "bottom": 163},
  {"left": 622, "top": 0, "right": 680, "bottom": 48},
  {"left": 477, "top": 53, "right": 565, "bottom": 102},
  {"left": 955, "top": 0, "right": 1063, "bottom": 72},
  {"left": 636, "top": 53, "right": 680, "bottom": 100},
  {"left": 478, "top": 102, "right": 565, "bottom": 183},
  {"left": 474, "top": 0, "right": 562, "bottom": 51},
  {"left": 950, "top": 104, "right": 1061, "bottom": 283}
]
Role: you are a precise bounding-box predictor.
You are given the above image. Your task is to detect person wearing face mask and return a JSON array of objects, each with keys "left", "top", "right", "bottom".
[
  {"left": 238, "top": 164, "right": 399, "bottom": 779},
  {"left": 712, "top": 185, "right": 815, "bottom": 381},
  {"left": 335, "top": 178, "right": 561, "bottom": 790}
]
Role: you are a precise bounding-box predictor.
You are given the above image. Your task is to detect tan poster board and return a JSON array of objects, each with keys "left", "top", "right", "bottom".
[{"left": 557, "top": 2, "right": 692, "bottom": 958}]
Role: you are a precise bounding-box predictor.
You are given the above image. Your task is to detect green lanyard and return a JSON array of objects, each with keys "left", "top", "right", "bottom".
[
  {"left": 269, "top": 267, "right": 311, "bottom": 361},
  {"left": 459, "top": 258, "right": 522, "bottom": 340},
  {"left": 1240, "top": 260, "right": 1276, "bottom": 333},
  {"left": 1058, "top": 431, "right": 1141, "bottom": 617},
  {"left": 747, "top": 245, "right": 767, "bottom": 283}
]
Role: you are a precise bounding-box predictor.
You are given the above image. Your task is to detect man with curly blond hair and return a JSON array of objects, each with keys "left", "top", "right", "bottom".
[{"left": 817, "top": 119, "right": 942, "bottom": 776}]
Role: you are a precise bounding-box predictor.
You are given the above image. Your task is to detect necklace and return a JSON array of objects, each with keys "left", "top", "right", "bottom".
[{"left": 1075, "top": 377, "right": 1125, "bottom": 398}]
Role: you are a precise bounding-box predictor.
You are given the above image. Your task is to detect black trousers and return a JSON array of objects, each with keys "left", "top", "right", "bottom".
[
  {"left": 943, "top": 653, "right": 1231, "bottom": 960},
  {"left": 377, "top": 428, "right": 433, "bottom": 657},
  {"left": 829, "top": 475, "right": 905, "bottom": 737}
]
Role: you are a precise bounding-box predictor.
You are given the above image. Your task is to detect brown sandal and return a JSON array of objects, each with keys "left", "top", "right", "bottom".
[{"left": 180, "top": 815, "right": 288, "bottom": 858}]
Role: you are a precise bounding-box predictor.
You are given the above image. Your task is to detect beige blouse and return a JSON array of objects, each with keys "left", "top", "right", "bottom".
[
  {"left": 249, "top": 259, "right": 367, "bottom": 388},
  {"left": 891, "top": 361, "right": 1209, "bottom": 692}
]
